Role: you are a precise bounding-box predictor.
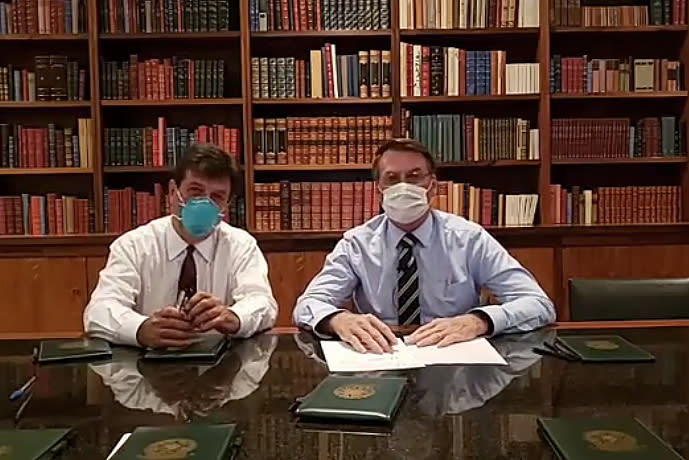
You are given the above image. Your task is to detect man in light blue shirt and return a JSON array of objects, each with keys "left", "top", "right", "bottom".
[{"left": 293, "top": 139, "right": 556, "bottom": 354}]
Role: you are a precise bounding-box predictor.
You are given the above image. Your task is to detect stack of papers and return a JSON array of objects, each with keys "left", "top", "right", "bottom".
[{"left": 321, "top": 337, "right": 507, "bottom": 372}]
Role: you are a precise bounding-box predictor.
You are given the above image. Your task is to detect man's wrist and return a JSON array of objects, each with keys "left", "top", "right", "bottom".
[
  {"left": 469, "top": 311, "right": 494, "bottom": 336},
  {"left": 315, "top": 311, "right": 346, "bottom": 336}
]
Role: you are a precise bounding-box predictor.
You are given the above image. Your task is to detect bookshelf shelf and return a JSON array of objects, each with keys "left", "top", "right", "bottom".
[
  {"left": 552, "top": 26, "right": 689, "bottom": 33},
  {"left": 251, "top": 30, "right": 391, "bottom": 38},
  {"left": 551, "top": 92, "right": 688, "bottom": 100},
  {"left": 400, "top": 27, "right": 539, "bottom": 37},
  {"left": 254, "top": 164, "right": 371, "bottom": 171},
  {"left": 101, "top": 98, "right": 244, "bottom": 107},
  {"left": 252, "top": 98, "right": 392, "bottom": 105},
  {"left": 0, "top": 101, "right": 91, "bottom": 109},
  {"left": 104, "top": 166, "right": 174, "bottom": 173},
  {"left": 401, "top": 95, "right": 539, "bottom": 103},
  {"left": 0, "top": 33, "right": 88, "bottom": 41},
  {"left": 552, "top": 157, "right": 688, "bottom": 165},
  {"left": 441, "top": 160, "right": 540, "bottom": 167},
  {"left": 0, "top": 168, "right": 93, "bottom": 176},
  {"left": 99, "top": 31, "right": 241, "bottom": 40}
]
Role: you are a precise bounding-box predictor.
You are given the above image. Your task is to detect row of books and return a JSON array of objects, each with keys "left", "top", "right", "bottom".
[
  {"left": 253, "top": 116, "right": 392, "bottom": 165},
  {"left": 399, "top": 0, "right": 539, "bottom": 29},
  {"left": 250, "top": 0, "right": 390, "bottom": 31},
  {"left": 0, "top": 57, "right": 87, "bottom": 102},
  {"left": 105, "top": 185, "right": 244, "bottom": 234},
  {"left": 0, "top": 194, "right": 92, "bottom": 236},
  {"left": 0, "top": 119, "right": 93, "bottom": 169},
  {"left": 405, "top": 113, "right": 539, "bottom": 163},
  {"left": 254, "top": 181, "right": 380, "bottom": 231},
  {"left": 0, "top": 0, "right": 86, "bottom": 35},
  {"left": 252, "top": 48, "right": 391, "bottom": 100},
  {"left": 551, "top": 2, "right": 687, "bottom": 27},
  {"left": 432, "top": 181, "right": 539, "bottom": 226},
  {"left": 551, "top": 117, "right": 684, "bottom": 159},
  {"left": 549, "top": 185, "right": 682, "bottom": 225},
  {"left": 400, "top": 45, "right": 539, "bottom": 97},
  {"left": 550, "top": 57, "right": 682, "bottom": 94},
  {"left": 100, "top": 0, "right": 238, "bottom": 34},
  {"left": 104, "top": 122, "right": 240, "bottom": 167},
  {"left": 101, "top": 56, "right": 225, "bottom": 100}
]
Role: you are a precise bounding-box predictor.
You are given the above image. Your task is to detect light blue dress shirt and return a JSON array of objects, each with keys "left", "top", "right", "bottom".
[{"left": 293, "top": 210, "right": 556, "bottom": 335}]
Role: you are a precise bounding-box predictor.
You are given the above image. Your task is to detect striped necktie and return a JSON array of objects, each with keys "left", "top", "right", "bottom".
[{"left": 397, "top": 233, "right": 420, "bottom": 325}]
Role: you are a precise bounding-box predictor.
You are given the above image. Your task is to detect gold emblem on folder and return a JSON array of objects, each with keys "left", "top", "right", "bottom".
[
  {"left": 584, "top": 430, "right": 640, "bottom": 452},
  {"left": 334, "top": 384, "right": 376, "bottom": 400},
  {"left": 0, "top": 445, "right": 12, "bottom": 458},
  {"left": 138, "top": 438, "right": 198, "bottom": 459},
  {"left": 584, "top": 340, "right": 620, "bottom": 351}
]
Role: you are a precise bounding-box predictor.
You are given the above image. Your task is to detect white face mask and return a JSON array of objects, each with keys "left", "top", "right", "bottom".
[{"left": 381, "top": 182, "right": 430, "bottom": 224}]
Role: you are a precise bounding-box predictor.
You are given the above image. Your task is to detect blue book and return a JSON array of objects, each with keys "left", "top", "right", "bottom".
[
  {"left": 452, "top": 114, "right": 462, "bottom": 162},
  {"left": 467, "top": 52, "right": 476, "bottom": 96},
  {"left": 482, "top": 51, "right": 490, "bottom": 96},
  {"left": 65, "top": 0, "right": 73, "bottom": 34},
  {"left": 587, "top": 61, "right": 592, "bottom": 93},
  {"left": 39, "top": 196, "right": 46, "bottom": 235}
]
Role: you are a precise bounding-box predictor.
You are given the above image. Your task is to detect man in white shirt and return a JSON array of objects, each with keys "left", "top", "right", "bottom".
[{"left": 84, "top": 143, "right": 278, "bottom": 349}]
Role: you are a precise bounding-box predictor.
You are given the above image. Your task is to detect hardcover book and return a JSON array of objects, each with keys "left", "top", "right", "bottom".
[
  {"left": 555, "top": 335, "right": 655, "bottom": 363},
  {"left": 37, "top": 338, "right": 112, "bottom": 363},
  {"left": 295, "top": 375, "right": 407, "bottom": 424},
  {"left": 108, "top": 424, "right": 241, "bottom": 460},
  {"left": 0, "top": 428, "right": 73, "bottom": 460},
  {"left": 538, "top": 417, "right": 684, "bottom": 459},
  {"left": 142, "top": 334, "right": 228, "bottom": 361}
]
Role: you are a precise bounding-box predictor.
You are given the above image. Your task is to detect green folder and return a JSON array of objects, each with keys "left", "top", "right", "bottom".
[
  {"left": 37, "top": 338, "right": 112, "bottom": 364},
  {"left": 142, "top": 335, "right": 228, "bottom": 361},
  {"left": 555, "top": 335, "right": 655, "bottom": 363},
  {"left": 295, "top": 375, "right": 407, "bottom": 424},
  {"left": 0, "top": 428, "right": 73, "bottom": 459},
  {"left": 108, "top": 424, "right": 240, "bottom": 460},
  {"left": 538, "top": 417, "right": 684, "bottom": 460}
]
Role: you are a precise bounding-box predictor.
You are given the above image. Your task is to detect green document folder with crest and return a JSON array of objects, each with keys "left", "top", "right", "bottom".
[
  {"left": 538, "top": 417, "right": 684, "bottom": 460},
  {"left": 555, "top": 335, "right": 655, "bottom": 363},
  {"left": 142, "top": 334, "right": 228, "bottom": 361},
  {"left": 37, "top": 338, "right": 112, "bottom": 363},
  {"left": 108, "top": 424, "right": 240, "bottom": 460},
  {"left": 0, "top": 428, "right": 73, "bottom": 459},
  {"left": 295, "top": 375, "right": 407, "bottom": 424}
]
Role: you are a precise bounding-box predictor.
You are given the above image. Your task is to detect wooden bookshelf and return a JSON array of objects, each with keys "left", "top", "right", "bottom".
[
  {"left": 0, "top": 168, "right": 93, "bottom": 175},
  {"left": 251, "top": 30, "right": 391, "bottom": 37},
  {"left": 0, "top": 101, "right": 92, "bottom": 108},
  {"left": 103, "top": 166, "right": 174, "bottom": 173},
  {"left": 252, "top": 98, "right": 393, "bottom": 105},
  {"left": 551, "top": 25, "right": 689, "bottom": 33},
  {"left": 100, "top": 98, "right": 244, "bottom": 107},
  {"left": 401, "top": 95, "right": 540, "bottom": 103},
  {"left": 254, "top": 164, "right": 371, "bottom": 171},
  {"left": 551, "top": 92, "right": 688, "bottom": 100},
  {"left": 400, "top": 27, "right": 539, "bottom": 36},
  {"left": 0, "top": 33, "right": 88, "bottom": 40},
  {"left": 552, "top": 158, "right": 689, "bottom": 165},
  {"left": 99, "top": 31, "right": 241, "bottom": 40}
]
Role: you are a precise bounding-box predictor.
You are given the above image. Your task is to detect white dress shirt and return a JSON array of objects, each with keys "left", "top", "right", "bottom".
[{"left": 84, "top": 216, "right": 278, "bottom": 346}]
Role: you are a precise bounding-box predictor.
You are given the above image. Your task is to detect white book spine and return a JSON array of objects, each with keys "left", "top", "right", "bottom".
[
  {"left": 413, "top": 45, "right": 422, "bottom": 97},
  {"left": 400, "top": 43, "right": 407, "bottom": 97}
]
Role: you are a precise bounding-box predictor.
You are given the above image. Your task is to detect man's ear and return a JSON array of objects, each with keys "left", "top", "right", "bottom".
[
  {"left": 427, "top": 176, "right": 438, "bottom": 200},
  {"left": 168, "top": 179, "right": 180, "bottom": 215}
]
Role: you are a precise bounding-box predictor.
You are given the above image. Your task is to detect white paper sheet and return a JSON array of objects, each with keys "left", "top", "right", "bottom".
[
  {"left": 106, "top": 433, "right": 131, "bottom": 460},
  {"left": 321, "top": 337, "right": 506, "bottom": 372},
  {"left": 405, "top": 337, "right": 507, "bottom": 366}
]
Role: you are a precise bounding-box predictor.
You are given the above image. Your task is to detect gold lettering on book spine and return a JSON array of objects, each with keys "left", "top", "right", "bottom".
[
  {"left": 333, "top": 384, "right": 376, "bottom": 400},
  {"left": 584, "top": 430, "right": 640, "bottom": 452},
  {"left": 138, "top": 438, "right": 198, "bottom": 459},
  {"left": 584, "top": 340, "right": 620, "bottom": 351}
]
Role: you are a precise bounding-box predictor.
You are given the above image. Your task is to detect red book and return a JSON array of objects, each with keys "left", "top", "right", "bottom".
[
  {"left": 406, "top": 44, "right": 414, "bottom": 97},
  {"left": 421, "top": 46, "right": 431, "bottom": 97},
  {"left": 340, "top": 182, "right": 353, "bottom": 229},
  {"left": 157, "top": 117, "right": 166, "bottom": 166},
  {"left": 353, "top": 182, "right": 364, "bottom": 226},
  {"left": 293, "top": 0, "right": 301, "bottom": 31},
  {"left": 325, "top": 44, "right": 334, "bottom": 98},
  {"left": 372, "top": 182, "right": 381, "bottom": 216},
  {"left": 321, "top": 183, "right": 331, "bottom": 230},
  {"left": 231, "top": 129, "right": 239, "bottom": 157},
  {"left": 54, "top": 198, "right": 63, "bottom": 235},
  {"left": 315, "top": 0, "right": 322, "bottom": 30},
  {"left": 27, "top": 128, "right": 36, "bottom": 168},
  {"left": 281, "top": 0, "right": 289, "bottom": 30},
  {"left": 13, "top": 197, "right": 23, "bottom": 234},
  {"left": 363, "top": 181, "right": 374, "bottom": 222},
  {"left": 136, "top": 192, "right": 146, "bottom": 226},
  {"left": 0, "top": 198, "right": 7, "bottom": 235},
  {"left": 46, "top": 193, "right": 57, "bottom": 235},
  {"left": 30, "top": 196, "right": 41, "bottom": 235}
]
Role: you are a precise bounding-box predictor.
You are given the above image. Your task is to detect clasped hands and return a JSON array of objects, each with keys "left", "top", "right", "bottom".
[
  {"left": 323, "top": 311, "right": 490, "bottom": 354},
  {"left": 137, "top": 292, "right": 240, "bottom": 349}
]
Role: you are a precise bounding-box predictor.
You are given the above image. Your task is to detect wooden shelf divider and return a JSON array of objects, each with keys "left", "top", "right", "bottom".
[
  {"left": 0, "top": 168, "right": 93, "bottom": 176},
  {"left": 0, "top": 101, "right": 92, "bottom": 108},
  {"left": 101, "top": 98, "right": 244, "bottom": 107},
  {"left": 0, "top": 33, "right": 88, "bottom": 40},
  {"left": 551, "top": 91, "right": 688, "bottom": 100}
]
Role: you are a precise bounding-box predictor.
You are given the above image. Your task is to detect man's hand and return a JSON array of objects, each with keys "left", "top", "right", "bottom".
[
  {"left": 321, "top": 312, "right": 397, "bottom": 354},
  {"left": 137, "top": 306, "right": 194, "bottom": 349},
  {"left": 185, "top": 292, "right": 240, "bottom": 335},
  {"left": 406, "top": 313, "right": 490, "bottom": 347}
]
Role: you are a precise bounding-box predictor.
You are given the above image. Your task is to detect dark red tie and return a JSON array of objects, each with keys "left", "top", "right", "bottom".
[{"left": 178, "top": 245, "right": 197, "bottom": 298}]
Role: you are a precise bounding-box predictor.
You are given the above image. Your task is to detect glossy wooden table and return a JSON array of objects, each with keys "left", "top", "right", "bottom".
[{"left": 1, "top": 327, "right": 688, "bottom": 459}]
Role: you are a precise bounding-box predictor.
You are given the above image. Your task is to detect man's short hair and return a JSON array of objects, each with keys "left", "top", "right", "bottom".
[
  {"left": 174, "top": 143, "right": 241, "bottom": 198},
  {"left": 372, "top": 138, "right": 437, "bottom": 180}
]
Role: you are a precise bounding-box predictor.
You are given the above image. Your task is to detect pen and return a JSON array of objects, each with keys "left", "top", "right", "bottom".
[
  {"left": 14, "top": 391, "right": 33, "bottom": 424},
  {"left": 9, "top": 375, "right": 36, "bottom": 402},
  {"left": 532, "top": 347, "right": 578, "bottom": 361},
  {"left": 176, "top": 290, "right": 187, "bottom": 311}
]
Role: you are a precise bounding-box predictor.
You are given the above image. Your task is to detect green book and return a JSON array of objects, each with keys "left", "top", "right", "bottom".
[
  {"left": 37, "top": 338, "right": 112, "bottom": 364},
  {"left": 108, "top": 424, "right": 240, "bottom": 460},
  {"left": 555, "top": 335, "right": 655, "bottom": 363},
  {"left": 538, "top": 417, "right": 684, "bottom": 460},
  {"left": 0, "top": 428, "right": 73, "bottom": 459},
  {"left": 142, "top": 334, "right": 228, "bottom": 361},
  {"left": 295, "top": 375, "right": 406, "bottom": 424}
]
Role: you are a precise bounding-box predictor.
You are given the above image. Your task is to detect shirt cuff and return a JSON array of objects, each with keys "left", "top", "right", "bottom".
[
  {"left": 296, "top": 299, "right": 344, "bottom": 339},
  {"left": 469, "top": 305, "right": 507, "bottom": 337},
  {"left": 312, "top": 309, "right": 347, "bottom": 339},
  {"left": 231, "top": 301, "right": 259, "bottom": 338},
  {"left": 116, "top": 310, "right": 149, "bottom": 347}
]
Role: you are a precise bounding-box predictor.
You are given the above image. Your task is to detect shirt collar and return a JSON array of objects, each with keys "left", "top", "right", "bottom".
[
  {"left": 386, "top": 211, "right": 434, "bottom": 249},
  {"left": 165, "top": 216, "right": 214, "bottom": 263}
]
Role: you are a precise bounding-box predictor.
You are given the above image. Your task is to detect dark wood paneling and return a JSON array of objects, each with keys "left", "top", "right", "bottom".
[
  {"left": 561, "top": 245, "right": 689, "bottom": 320},
  {"left": 0, "top": 258, "right": 87, "bottom": 335},
  {"left": 86, "top": 256, "right": 107, "bottom": 295},
  {"left": 510, "top": 248, "right": 557, "bottom": 303}
]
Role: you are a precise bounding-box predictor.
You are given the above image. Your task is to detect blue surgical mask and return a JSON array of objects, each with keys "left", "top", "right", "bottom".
[{"left": 178, "top": 193, "right": 223, "bottom": 239}]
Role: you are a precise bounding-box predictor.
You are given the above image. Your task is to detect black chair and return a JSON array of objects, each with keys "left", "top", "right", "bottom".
[{"left": 568, "top": 278, "right": 689, "bottom": 321}]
